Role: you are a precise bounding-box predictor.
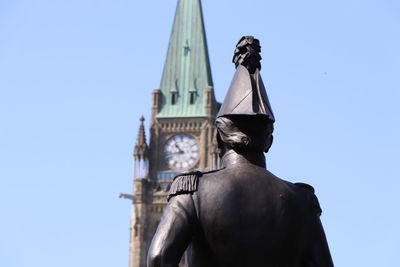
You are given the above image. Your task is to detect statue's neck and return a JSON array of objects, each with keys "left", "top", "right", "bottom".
[{"left": 221, "top": 150, "right": 266, "bottom": 168}]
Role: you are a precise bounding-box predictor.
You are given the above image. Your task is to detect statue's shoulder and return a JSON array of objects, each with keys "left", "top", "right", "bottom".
[
  {"left": 294, "top": 182, "right": 315, "bottom": 193},
  {"left": 167, "top": 169, "right": 222, "bottom": 201},
  {"left": 294, "top": 182, "right": 322, "bottom": 216}
]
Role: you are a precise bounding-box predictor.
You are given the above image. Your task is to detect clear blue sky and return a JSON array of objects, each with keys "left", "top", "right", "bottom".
[{"left": 0, "top": 0, "right": 399, "bottom": 266}]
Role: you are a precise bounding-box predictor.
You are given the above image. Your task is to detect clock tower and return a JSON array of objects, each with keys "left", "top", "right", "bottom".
[{"left": 121, "top": 1, "right": 220, "bottom": 267}]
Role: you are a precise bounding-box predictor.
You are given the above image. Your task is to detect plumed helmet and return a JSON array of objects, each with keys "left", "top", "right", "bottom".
[{"left": 217, "top": 36, "right": 275, "bottom": 122}]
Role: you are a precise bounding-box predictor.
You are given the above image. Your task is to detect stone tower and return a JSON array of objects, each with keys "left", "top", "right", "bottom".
[{"left": 121, "top": 1, "right": 219, "bottom": 266}]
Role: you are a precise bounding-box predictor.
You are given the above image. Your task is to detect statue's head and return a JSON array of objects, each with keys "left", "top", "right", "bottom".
[
  {"left": 216, "top": 36, "right": 275, "bottom": 157},
  {"left": 216, "top": 115, "right": 273, "bottom": 157}
]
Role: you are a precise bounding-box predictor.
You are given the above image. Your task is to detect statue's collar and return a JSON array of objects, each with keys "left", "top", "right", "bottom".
[{"left": 221, "top": 150, "right": 266, "bottom": 168}]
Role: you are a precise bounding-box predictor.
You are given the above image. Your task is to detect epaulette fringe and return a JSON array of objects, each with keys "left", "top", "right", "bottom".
[{"left": 167, "top": 171, "right": 202, "bottom": 201}]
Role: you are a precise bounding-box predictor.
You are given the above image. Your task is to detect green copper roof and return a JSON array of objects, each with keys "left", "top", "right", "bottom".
[{"left": 157, "top": 0, "right": 213, "bottom": 118}]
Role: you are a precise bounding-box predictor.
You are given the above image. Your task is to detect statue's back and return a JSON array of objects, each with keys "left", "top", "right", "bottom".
[{"left": 191, "top": 163, "right": 320, "bottom": 267}]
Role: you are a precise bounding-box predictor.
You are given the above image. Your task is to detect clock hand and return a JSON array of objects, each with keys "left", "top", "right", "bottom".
[
  {"left": 166, "top": 152, "right": 182, "bottom": 158},
  {"left": 174, "top": 143, "right": 184, "bottom": 153}
]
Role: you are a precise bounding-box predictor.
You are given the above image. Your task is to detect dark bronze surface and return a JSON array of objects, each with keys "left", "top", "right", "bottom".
[
  {"left": 217, "top": 36, "right": 274, "bottom": 122},
  {"left": 147, "top": 36, "right": 334, "bottom": 267}
]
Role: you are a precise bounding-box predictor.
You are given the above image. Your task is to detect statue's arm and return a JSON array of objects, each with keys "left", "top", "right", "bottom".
[
  {"left": 147, "top": 195, "right": 196, "bottom": 267},
  {"left": 295, "top": 183, "right": 334, "bottom": 266},
  {"left": 307, "top": 215, "right": 334, "bottom": 266}
]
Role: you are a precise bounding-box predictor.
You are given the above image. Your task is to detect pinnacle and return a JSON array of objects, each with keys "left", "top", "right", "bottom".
[{"left": 134, "top": 116, "right": 149, "bottom": 159}]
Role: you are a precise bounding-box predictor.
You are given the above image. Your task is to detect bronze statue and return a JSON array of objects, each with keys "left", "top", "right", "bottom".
[{"left": 147, "top": 36, "right": 334, "bottom": 267}]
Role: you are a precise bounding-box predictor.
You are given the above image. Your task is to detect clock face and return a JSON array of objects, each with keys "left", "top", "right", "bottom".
[{"left": 164, "top": 134, "right": 199, "bottom": 170}]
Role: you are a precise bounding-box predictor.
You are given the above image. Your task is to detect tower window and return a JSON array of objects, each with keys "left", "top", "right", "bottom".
[
  {"left": 171, "top": 92, "right": 177, "bottom": 105},
  {"left": 189, "top": 92, "right": 196, "bottom": 104}
]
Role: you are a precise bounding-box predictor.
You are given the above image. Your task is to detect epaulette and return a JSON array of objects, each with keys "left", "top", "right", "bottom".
[
  {"left": 294, "top": 182, "right": 315, "bottom": 193},
  {"left": 294, "top": 182, "right": 322, "bottom": 216},
  {"left": 167, "top": 171, "right": 203, "bottom": 201}
]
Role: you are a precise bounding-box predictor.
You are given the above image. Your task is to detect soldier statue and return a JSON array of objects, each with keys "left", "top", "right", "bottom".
[{"left": 147, "top": 36, "right": 334, "bottom": 267}]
